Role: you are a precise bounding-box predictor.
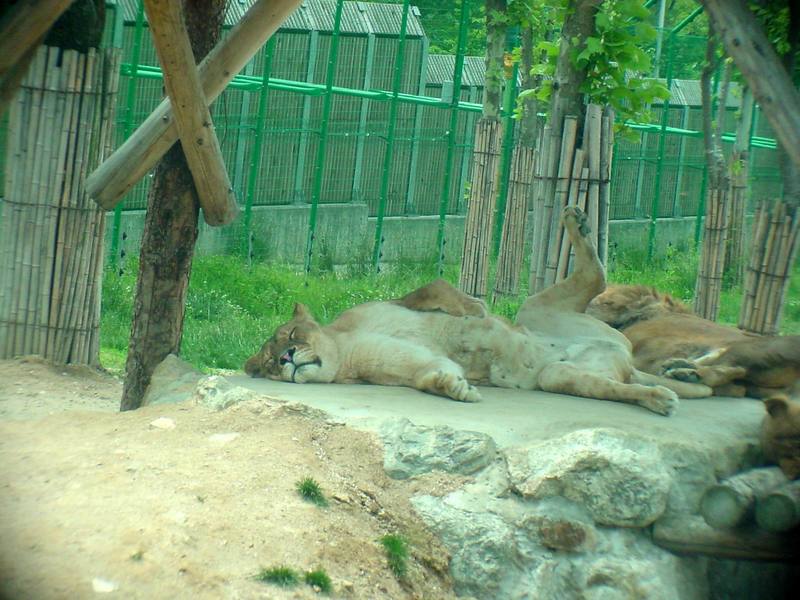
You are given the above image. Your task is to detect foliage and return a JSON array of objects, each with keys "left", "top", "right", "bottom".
[
  {"left": 380, "top": 533, "right": 409, "bottom": 578},
  {"left": 255, "top": 566, "right": 300, "bottom": 587},
  {"left": 296, "top": 477, "right": 329, "bottom": 507},
  {"left": 304, "top": 569, "right": 333, "bottom": 593},
  {"left": 522, "top": 0, "right": 670, "bottom": 126}
]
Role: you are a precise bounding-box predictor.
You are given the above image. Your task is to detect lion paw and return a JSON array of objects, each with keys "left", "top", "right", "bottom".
[
  {"left": 442, "top": 372, "right": 482, "bottom": 403},
  {"left": 663, "top": 367, "right": 701, "bottom": 383},
  {"left": 641, "top": 387, "right": 679, "bottom": 416},
  {"left": 562, "top": 205, "right": 591, "bottom": 237}
]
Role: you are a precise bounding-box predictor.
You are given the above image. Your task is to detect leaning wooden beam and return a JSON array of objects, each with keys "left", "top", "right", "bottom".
[
  {"left": 701, "top": 0, "right": 800, "bottom": 170},
  {"left": 143, "top": 0, "right": 238, "bottom": 225},
  {"left": 86, "top": 0, "right": 302, "bottom": 210},
  {"left": 0, "top": 0, "right": 74, "bottom": 79}
]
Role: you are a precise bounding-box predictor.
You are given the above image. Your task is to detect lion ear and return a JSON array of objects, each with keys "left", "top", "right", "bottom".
[
  {"left": 293, "top": 303, "right": 313, "bottom": 321},
  {"left": 765, "top": 395, "right": 789, "bottom": 418}
]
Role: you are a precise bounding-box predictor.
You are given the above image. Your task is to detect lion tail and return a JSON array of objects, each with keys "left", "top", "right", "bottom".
[{"left": 631, "top": 369, "right": 713, "bottom": 399}]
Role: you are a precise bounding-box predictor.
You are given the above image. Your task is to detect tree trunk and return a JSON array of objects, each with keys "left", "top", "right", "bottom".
[
  {"left": 694, "top": 36, "right": 730, "bottom": 320},
  {"left": 701, "top": 0, "right": 800, "bottom": 171},
  {"left": 518, "top": 23, "right": 539, "bottom": 147},
  {"left": 121, "top": 0, "right": 226, "bottom": 411},
  {"left": 726, "top": 85, "right": 754, "bottom": 283},
  {"left": 482, "top": 0, "right": 507, "bottom": 119},
  {"left": 549, "top": 0, "right": 601, "bottom": 137}
]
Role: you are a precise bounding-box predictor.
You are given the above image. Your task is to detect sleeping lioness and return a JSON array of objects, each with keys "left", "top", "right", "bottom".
[
  {"left": 245, "top": 207, "right": 711, "bottom": 415},
  {"left": 586, "top": 284, "right": 800, "bottom": 398}
]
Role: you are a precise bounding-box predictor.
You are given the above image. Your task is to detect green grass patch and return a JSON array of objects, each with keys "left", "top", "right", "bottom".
[
  {"left": 304, "top": 568, "right": 332, "bottom": 593},
  {"left": 296, "top": 477, "right": 328, "bottom": 507},
  {"left": 99, "top": 253, "right": 800, "bottom": 373},
  {"left": 255, "top": 566, "right": 299, "bottom": 587},
  {"left": 380, "top": 533, "right": 408, "bottom": 578}
]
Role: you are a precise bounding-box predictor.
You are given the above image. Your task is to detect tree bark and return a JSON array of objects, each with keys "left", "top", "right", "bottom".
[
  {"left": 483, "top": 0, "right": 507, "bottom": 118},
  {"left": 121, "top": 0, "right": 226, "bottom": 411},
  {"left": 518, "top": 22, "right": 539, "bottom": 146},
  {"left": 549, "top": 0, "right": 601, "bottom": 137},
  {"left": 701, "top": 0, "right": 800, "bottom": 172}
]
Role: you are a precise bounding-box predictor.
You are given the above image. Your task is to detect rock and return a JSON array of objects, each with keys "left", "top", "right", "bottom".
[
  {"left": 207, "top": 432, "right": 240, "bottom": 445},
  {"left": 142, "top": 354, "right": 203, "bottom": 406},
  {"left": 192, "top": 376, "right": 262, "bottom": 411},
  {"left": 149, "top": 417, "right": 176, "bottom": 430},
  {"left": 507, "top": 428, "right": 671, "bottom": 527},
  {"left": 91, "top": 577, "right": 118, "bottom": 593},
  {"left": 412, "top": 494, "right": 515, "bottom": 599},
  {"left": 380, "top": 418, "right": 497, "bottom": 479}
]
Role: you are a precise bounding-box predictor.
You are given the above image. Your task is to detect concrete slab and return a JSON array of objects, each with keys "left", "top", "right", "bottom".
[{"left": 228, "top": 375, "right": 765, "bottom": 451}]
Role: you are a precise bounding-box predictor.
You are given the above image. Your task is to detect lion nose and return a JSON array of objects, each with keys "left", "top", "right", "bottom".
[{"left": 279, "top": 348, "right": 296, "bottom": 365}]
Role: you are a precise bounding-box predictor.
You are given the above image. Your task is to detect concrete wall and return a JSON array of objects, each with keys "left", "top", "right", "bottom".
[{"left": 105, "top": 203, "right": 717, "bottom": 267}]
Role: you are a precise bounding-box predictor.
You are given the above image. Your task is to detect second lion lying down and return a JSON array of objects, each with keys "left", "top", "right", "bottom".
[{"left": 245, "top": 207, "right": 711, "bottom": 415}]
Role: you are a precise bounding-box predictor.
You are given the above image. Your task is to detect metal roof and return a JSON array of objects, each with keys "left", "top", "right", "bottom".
[
  {"left": 425, "top": 55, "right": 486, "bottom": 87},
  {"left": 115, "top": 0, "right": 424, "bottom": 36}
]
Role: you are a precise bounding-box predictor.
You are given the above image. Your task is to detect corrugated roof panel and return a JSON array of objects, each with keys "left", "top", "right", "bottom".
[
  {"left": 119, "top": 0, "right": 422, "bottom": 35},
  {"left": 425, "top": 55, "right": 485, "bottom": 87}
]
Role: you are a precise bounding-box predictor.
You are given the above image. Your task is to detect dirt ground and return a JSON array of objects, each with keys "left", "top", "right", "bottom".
[{"left": 0, "top": 357, "right": 461, "bottom": 599}]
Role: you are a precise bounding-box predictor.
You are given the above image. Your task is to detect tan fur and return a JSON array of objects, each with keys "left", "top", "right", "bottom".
[
  {"left": 587, "top": 285, "right": 800, "bottom": 398},
  {"left": 760, "top": 395, "right": 800, "bottom": 480},
  {"left": 245, "top": 207, "right": 711, "bottom": 414}
]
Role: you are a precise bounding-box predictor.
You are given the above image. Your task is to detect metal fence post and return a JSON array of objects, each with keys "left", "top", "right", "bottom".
[
  {"left": 372, "top": 0, "right": 411, "bottom": 271},
  {"left": 305, "top": 0, "right": 344, "bottom": 273},
  {"left": 242, "top": 37, "right": 276, "bottom": 259},
  {"left": 110, "top": 0, "right": 145, "bottom": 270},
  {"left": 436, "top": 0, "right": 470, "bottom": 274}
]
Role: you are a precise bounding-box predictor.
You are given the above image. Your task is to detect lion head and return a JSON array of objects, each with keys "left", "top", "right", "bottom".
[
  {"left": 761, "top": 394, "right": 800, "bottom": 480},
  {"left": 244, "top": 303, "right": 339, "bottom": 384},
  {"left": 587, "top": 284, "right": 692, "bottom": 329}
]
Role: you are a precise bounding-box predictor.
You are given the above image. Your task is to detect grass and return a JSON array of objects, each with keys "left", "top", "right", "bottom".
[
  {"left": 304, "top": 569, "right": 333, "bottom": 593},
  {"left": 255, "top": 566, "right": 299, "bottom": 587},
  {"left": 99, "top": 252, "right": 800, "bottom": 373},
  {"left": 255, "top": 565, "right": 332, "bottom": 594},
  {"left": 380, "top": 533, "right": 409, "bottom": 578},
  {"left": 296, "top": 476, "right": 328, "bottom": 507}
]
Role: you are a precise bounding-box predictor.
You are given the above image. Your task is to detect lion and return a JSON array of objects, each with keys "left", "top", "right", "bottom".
[
  {"left": 761, "top": 394, "right": 800, "bottom": 480},
  {"left": 244, "top": 207, "right": 711, "bottom": 415},
  {"left": 586, "top": 284, "right": 800, "bottom": 398}
]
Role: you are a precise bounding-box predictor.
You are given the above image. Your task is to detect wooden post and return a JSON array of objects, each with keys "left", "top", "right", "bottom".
[
  {"left": 0, "top": 0, "right": 75, "bottom": 114},
  {"left": 493, "top": 145, "right": 535, "bottom": 299},
  {"left": 756, "top": 480, "right": 800, "bottom": 533},
  {"left": 726, "top": 86, "right": 754, "bottom": 284},
  {"left": 700, "top": 466, "right": 788, "bottom": 529},
  {"left": 86, "top": 0, "right": 303, "bottom": 210},
  {"left": 739, "top": 201, "right": 800, "bottom": 334},
  {"left": 459, "top": 117, "right": 502, "bottom": 298},
  {"left": 142, "top": 0, "right": 238, "bottom": 226},
  {"left": 702, "top": 0, "right": 800, "bottom": 170}
]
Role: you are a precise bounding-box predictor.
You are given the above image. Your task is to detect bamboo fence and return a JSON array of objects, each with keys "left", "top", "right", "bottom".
[
  {"left": 0, "top": 45, "right": 121, "bottom": 364},
  {"left": 528, "top": 104, "right": 612, "bottom": 292},
  {"left": 493, "top": 144, "right": 535, "bottom": 299},
  {"left": 739, "top": 201, "right": 800, "bottom": 335},
  {"left": 726, "top": 153, "right": 748, "bottom": 284},
  {"left": 459, "top": 117, "right": 502, "bottom": 298},
  {"left": 694, "top": 185, "right": 730, "bottom": 320}
]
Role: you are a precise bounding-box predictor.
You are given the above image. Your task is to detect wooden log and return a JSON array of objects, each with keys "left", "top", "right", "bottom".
[
  {"left": 86, "top": 0, "right": 302, "bottom": 210},
  {"left": 756, "top": 479, "right": 800, "bottom": 533},
  {"left": 700, "top": 466, "right": 788, "bottom": 529},
  {"left": 653, "top": 516, "right": 798, "bottom": 561},
  {"left": 702, "top": 0, "right": 800, "bottom": 171},
  {"left": 543, "top": 118, "right": 577, "bottom": 289},
  {"left": 142, "top": 0, "right": 238, "bottom": 226},
  {"left": 0, "top": 0, "right": 74, "bottom": 79}
]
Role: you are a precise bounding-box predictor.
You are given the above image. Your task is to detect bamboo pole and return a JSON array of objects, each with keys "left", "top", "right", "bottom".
[
  {"left": 494, "top": 145, "right": 535, "bottom": 298},
  {"left": 553, "top": 150, "right": 585, "bottom": 283},
  {"left": 459, "top": 117, "right": 502, "bottom": 298},
  {"left": 529, "top": 124, "right": 552, "bottom": 292}
]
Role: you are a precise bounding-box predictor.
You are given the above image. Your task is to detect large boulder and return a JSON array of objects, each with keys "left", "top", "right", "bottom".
[
  {"left": 142, "top": 354, "right": 203, "bottom": 406},
  {"left": 506, "top": 428, "right": 672, "bottom": 527},
  {"left": 380, "top": 418, "right": 496, "bottom": 479}
]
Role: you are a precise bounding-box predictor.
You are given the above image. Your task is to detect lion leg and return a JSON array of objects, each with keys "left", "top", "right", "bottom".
[
  {"left": 395, "top": 278, "right": 487, "bottom": 317},
  {"left": 537, "top": 362, "right": 679, "bottom": 416},
  {"left": 661, "top": 357, "right": 747, "bottom": 388},
  {"left": 413, "top": 360, "right": 482, "bottom": 403},
  {"left": 630, "top": 369, "right": 712, "bottom": 399},
  {"left": 521, "top": 206, "right": 606, "bottom": 314}
]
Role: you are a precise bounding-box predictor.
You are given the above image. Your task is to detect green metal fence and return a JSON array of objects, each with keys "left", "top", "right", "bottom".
[{"left": 0, "top": 0, "right": 784, "bottom": 268}]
